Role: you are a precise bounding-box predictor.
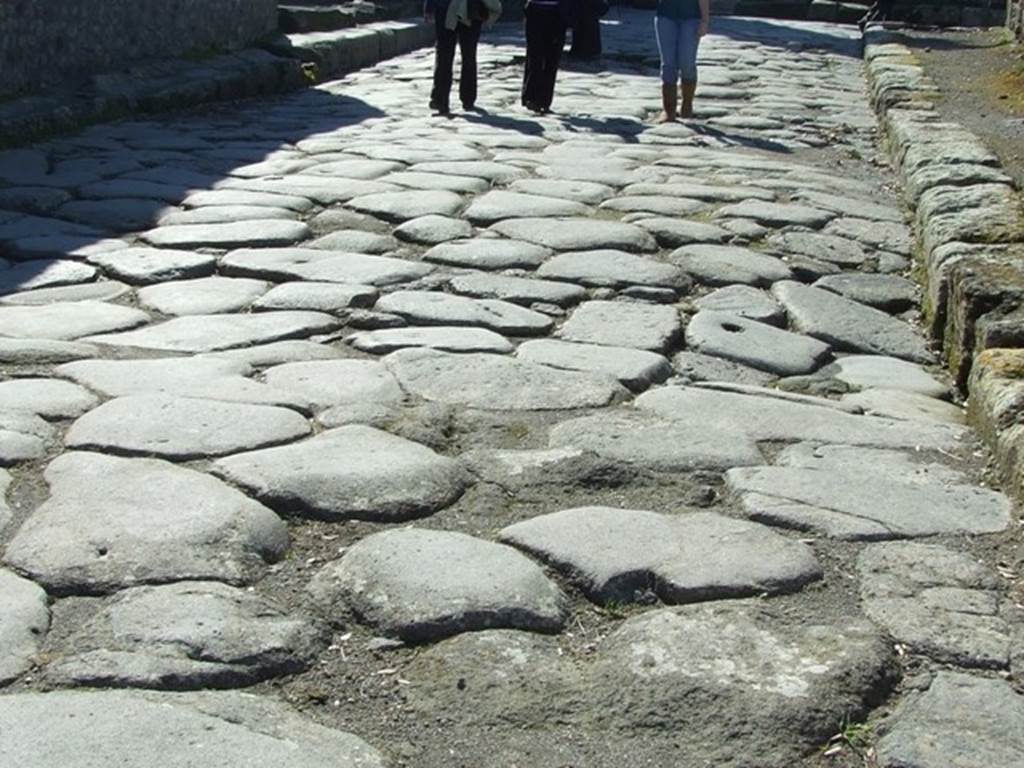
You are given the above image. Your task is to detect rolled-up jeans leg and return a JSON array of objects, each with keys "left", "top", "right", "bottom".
[{"left": 654, "top": 15, "right": 680, "bottom": 85}]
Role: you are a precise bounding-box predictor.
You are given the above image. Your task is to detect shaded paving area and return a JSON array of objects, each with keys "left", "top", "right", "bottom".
[{"left": 1, "top": 11, "right": 1022, "bottom": 768}]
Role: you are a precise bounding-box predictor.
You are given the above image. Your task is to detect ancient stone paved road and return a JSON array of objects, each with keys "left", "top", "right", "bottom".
[{"left": 1, "top": 10, "right": 1022, "bottom": 768}]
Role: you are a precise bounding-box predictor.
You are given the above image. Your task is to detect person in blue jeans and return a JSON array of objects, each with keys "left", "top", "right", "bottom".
[{"left": 654, "top": 0, "right": 709, "bottom": 121}]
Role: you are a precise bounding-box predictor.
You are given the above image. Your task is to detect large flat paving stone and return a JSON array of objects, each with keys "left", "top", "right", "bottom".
[
  {"left": 385, "top": 348, "right": 628, "bottom": 410},
  {"left": 221, "top": 174, "right": 398, "bottom": 205},
  {"left": 490, "top": 217, "right": 657, "bottom": 253},
  {"left": 509, "top": 178, "right": 613, "bottom": 204},
  {"left": 0, "top": 259, "right": 98, "bottom": 294},
  {"left": 309, "top": 229, "right": 399, "bottom": 254},
  {"left": 673, "top": 350, "right": 780, "bottom": 386},
  {"left": 516, "top": 339, "right": 670, "bottom": 392},
  {"left": 549, "top": 410, "right": 763, "bottom": 472},
  {"left": 308, "top": 528, "right": 568, "bottom": 643},
  {"left": 221, "top": 247, "right": 433, "bottom": 286},
  {"left": 716, "top": 200, "right": 834, "bottom": 228},
  {"left": 422, "top": 238, "right": 551, "bottom": 270},
  {"left": 56, "top": 356, "right": 250, "bottom": 397},
  {"left": 0, "top": 378, "right": 99, "bottom": 419},
  {"left": 46, "top": 581, "right": 326, "bottom": 689},
  {"left": 0, "top": 409, "right": 54, "bottom": 465},
  {"left": 536, "top": 250, "right": 689, "bottom": 290},
  {"left": 826, "top": 217, "right": 912, "bottom": 254},
  {"left": 814, "top": 272, "right": 918, "bottom": 312},
  {"left": 346, "top": 190, "right": 464, "bottom": 223},
  {"left": 670, "top": 244, "right": 793, "bottom": 287},
  {"left": 262, "top": 360, "right": 403, "bottom": 411},
  {"left": 84, "top": 311, "right": 337, "bottom": 352},
  {"left": 0, "top": 569, "right": 49, "bottom": 685},
  {"left": 156, "top": 205, "right": 299, "bottom": 227},
  {"left": 842, "top": 387, "right": 965, "bottom": 424},
  {"left": 448, "top": 272, "right": 586, "bottom": 307},
  {"left": 686, "top": 310, "right": 831, "bottom": 376},
  {"left": 3, "top": 452, "right": 287, "bottom": 595},
  {"left": 393, "top": 214, "right": 472, "bottom": 245},
  {"left": 253, "top": 282, "right": 378, "bottom": 314},
  {"left": 772, "top": 281, "right": 932, "bottom": 362},
  {"left": 858, "top": 542, "right": 1013, "bottom": 669},
  {"left": 636, "top": 385, "right": 965, "bottom": 450},
  {"left": 821, "top": 355, "right": 949, "bottom": 398},
  {"left": 465, "top": 191, "right": 588, "bottom": 224},
  {"left": 766, "top": 230, "right": 872, "bottom": 268},
  {"left": 137, "top": 277, "right": 270, "bottom": 316},
  {"left": 66, "top": 395, "right": 311, "bottom": 460},
  {"left": 212, "top": 425, "right": 467, "bottom": 522},
  {"left": 558, "top": 300, "right": 682, "bottom": 352},
  {"left": 500, "top": 507, "right": 821, "bottom": 604},
  {"left": 726, "top": 463, "right": 1012, "bottom": 540},
  {"left": 634, "top": 217, "right": 731, "bottom": 248},
  {"left": 375, "top": 290, "right": 553, "bottom": 336},
  {"left": 87, "top": 247, "right": 218, "bottom": 285},
  {"left": 694, "top": 284, "right": 785, "bottom": 325},
  {"left": 0, "top": 301, "right": 149, "bottom": 340},
  {"left": 0, "top": 280, "right": 130, "bottom": 306},
  {"left": 348, "top": 326, "right": 513, "bottom": 355},
  {"left": 0, "top": 689, "right": 386, "bottom": 767},
  {"left": 875, "top": 673, "right": 1024, "bottom": 768},
  {"left": 0, "top": 467, "right": 9, "bottom": 531},
  {"left": 140, "top": 220, "right": 311, "bottom": 249}
]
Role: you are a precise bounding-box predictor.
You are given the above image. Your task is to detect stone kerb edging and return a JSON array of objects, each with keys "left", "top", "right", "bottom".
[
  {"left": 0, "top": 18, "right": 433, "bottom": 149},
  {"left": 864, "top": 26, "right": 1024, "bottom": 497}
]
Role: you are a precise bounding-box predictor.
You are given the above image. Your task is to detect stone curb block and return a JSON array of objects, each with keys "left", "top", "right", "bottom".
[{"left": 864, "top": 26, "right": 1024, "bottom": 501}]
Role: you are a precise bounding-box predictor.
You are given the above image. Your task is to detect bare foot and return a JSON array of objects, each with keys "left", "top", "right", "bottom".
[{"left": 656, "top": 111, "right": 675, "bottom": 123}]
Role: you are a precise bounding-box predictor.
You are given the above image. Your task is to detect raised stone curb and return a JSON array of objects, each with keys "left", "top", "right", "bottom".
[{"left": 864, "top": 26, "right": 1024, "bottom": 503}]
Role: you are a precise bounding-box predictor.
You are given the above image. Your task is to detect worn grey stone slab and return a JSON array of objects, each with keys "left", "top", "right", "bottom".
[
  {"left": 794, "top": 190, "right": 904, "bottom": 222},
  {"left": 56, "top": 356, "right": 250, "bottom": 397},
  {"left": 814, "top": 273, "right": 918, "bottom": 313},
  {"left": 772, "top": 281, "right": 932, "bottom": 362},
  {"left": 348, "top": 326, "right": 513, "bottom": 355},
  {"left": 775, "top": 443, "right": 967, "bottom": 486},
  {"left": 53, "top": 199, "right": 174, "bottom": 231},
  {"left": 822, "top": 355, "right": 949, "bottom": 398},
  {"left": 858, "top": 542, "right": 1011, "bottom": 669},
  {"left": 826, "top": 217, "right": 912, "bottom": 255},
  {"left": 0, "top": 280, "right": 130, "bottom": 306},
  {"left": 637, "top": 386, "right": 964, "bottom": 450},
  {"left": 0, "top": 689, "right": 386, "bottom": 767},
  {"left": 308, "top": 229, "right": 398, "bottom": 254},
  {"left": 221, "top": 247, "right": 433, "bottom": 286},
  {"left": 212, "top": 425, "right": 466, "bottom": 522},
  {"left": 0, "top": 467, "right": 10, "bottom": 531},
  {"left": 47, "top": 581, "right": 325, "bottom": 689},
  {"left": 0, "top": 377, "right": 98, "bottom": 420},
  {"left": 140, "top": 220, "right": 311, "bottom": 249},
  {"left": 252, "top": 282, "right": 378, "bottom": 314},
  {"left": 685, "top": 310, "right": 831, "bottom": 376},
  {"left": 262, "top": 360, "right": 403, "bottom": 411},
  {"left": 516, "top": 339, "right": 670, "bottom": 392},
  {"left": 448, "top": 273, "right": 585, "bottom": 307},
  {"left": 375, "top": 291, "right": 553, "bottom": 336},
  {"left": 137, "top": 277, "right": 269, "bottom": 316},
  {"left": 220, "top": 175, "right": 398, "bottom": 206},
  {"left": 385, "top": 348, "right": 627, "bottom": 410},
  {"left": 876, "top": 673, "right": 1024, "bottom": 768},
  {"left": 0, "top": 569, "right": 49, "bottom": 685},
  {"left": 459, "top": 447, "right": 635, "bottom": 492},
  {"left": 408, "top": 160, "right": 528, "bottom": 183},
  {"left": 346, "top": 190, "right": 463, "bottom": 223},
  {"left": 726, "top": 463, "right": 1012, "bottom": 540},
  {"left": 66, "top": 395, "right": 310, "bottom": 460},
  {"left": 0, "top": 259, "right": 98, "bottom": 295},
  {"left": 634, "top": 217, "right": 731, "bottom": 248},
  {"left": 84, "top": 311, "right": 337, "bottom": 352},
  {"left": 673, "top": 351, "right": 780, "bottom": 386},
  {"left": 0, "top": 408, "right": 54, "bottom": 465},
  {"left": 0, "top": 301, "right": 149, "bottom": 340},
  {"left": 558, "top": 300, "right": 682, "bottom": 352},
  {"left": 694, "top": 285, "right": 785, "bottom": 325},
  {"left": 716, "top": 200, "right": 834, "bottom": 228},
  {"left": 842, "top": 388, "right": 965, "bottom": 424},
  {"left": 383, "top": 171, "right": 490, "bottom": 194},
  {"left": 4, "top": 452, "right": 287, "bottom": 595},
  {"left": 501, "top": 507, "right": 820, "bottom": 604},
  {"left": 308, "top": 528, "right": 568, "bottom": 643},
  {"left": 88, "top": 247, "right": 217, "bottom": 285},
  {"left": 156, "top": 205, "right": 299, "bottom": 227},
  {"left": 393, "top": 214, "right": 473, "bottom": 245},
  {"left": 466, "top": 191, "right": 588, "bottom": 225},
  {"left": 537, "top": 250, "right": 688, "bottom": 290},
  {"left": 490, "top": 217, "right": 658, "bottom": 253},
  {"left": 509, "top": 178, "right": 613, "bottom": 204},
  {"left": 303, "top": 158, "right": 402, "bottom": 179},
  {"left": 182, "top": 189, "right": 315, "bottom": 212},
  {"left": 766, "top": 230, "right": 872, "bottom": 268},
  {"left": 0, "top": 186, "right": 71, "bottom": 214},
  {"left": 202, "top": 341, "right": 342, "bottom": 368},
  {"left": 549, "top": 409, "right": 763, "bottom": 472},
  {"left": 600, "top": 195, "right": 707, "bottom": 217},
  {"left": 671, "top": 244, "right": 793, "bottom": 287},
  {"left": 422, "top": 239, "right": 551, "bottom": 270},
  {"left": 0, "top": 338, "right": 99, "bottom": 364}
]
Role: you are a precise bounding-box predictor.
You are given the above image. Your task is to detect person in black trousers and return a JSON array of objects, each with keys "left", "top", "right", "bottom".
[
  {"left": 426, "top": 0, "right": 483, "bottom": 114},
  {"left": 521, "top": 0, "right": 573, "bottom": 113}
]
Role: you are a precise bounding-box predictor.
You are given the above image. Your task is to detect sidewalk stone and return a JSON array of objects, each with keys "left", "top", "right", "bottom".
[
  {"left": 308, "top": 528, "right": 568, "bottom": 643},
  {"left": 0, "top": 690, "right": 386, "bottom": 767},
  {"left": 500, "top": 507, "right": 821, "bottom": 604},
  {"left": 212, "top": 426, "right": 467, "bottom": 522},
  {"left": 4, "top": 452, "right": 287, "bottom": 595},
  {"left": 0, "top": 569, "right": 49, "bottom": 685},
  {"left": 47, "top": 582, "right": 326, "bottom": 689}
]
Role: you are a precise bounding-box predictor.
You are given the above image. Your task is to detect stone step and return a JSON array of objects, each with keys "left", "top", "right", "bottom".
[{"left": 278, "top": 1, "right": 422, "bottom": 34}]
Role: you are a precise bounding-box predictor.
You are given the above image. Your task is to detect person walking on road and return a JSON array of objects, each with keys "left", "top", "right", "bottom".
[
  {"left": 654, "top": 0, "right": 709, "bottom": 121},
  {"left": 425, "top": 0, "right": 502, "bottom": 115},
  {"left": 521, "top": 0, "right": 574, "bottom": 114}
]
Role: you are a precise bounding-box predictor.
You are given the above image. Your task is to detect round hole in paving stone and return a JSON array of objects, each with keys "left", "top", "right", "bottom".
[{"left": 722, "top": 322, "right": 745, "bottom": 333}]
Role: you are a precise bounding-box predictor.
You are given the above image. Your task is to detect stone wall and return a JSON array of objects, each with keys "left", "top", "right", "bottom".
[
  {"left": 703, "top": 0, "right": 1007, "bottom": 26},
  {"left": 1010, "top": 0, "right": 1024, "bottom": 39},
  {"left": 0, "top": 0, "right": 279, "bottom": 98}
]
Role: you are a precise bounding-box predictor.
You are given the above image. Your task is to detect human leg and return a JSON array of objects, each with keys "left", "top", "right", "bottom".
[
  {"left": 536, "top": 11, "right": 566, "bottom": 110},
  {"left": 654, "top": 15, "right": 679, "bottom": 121},
  {"left": 678, "top": 18, "right": 700, "bottom": 118},
  {"left": 431, "top": 18, "right": 458, "bottom": 113},
  {"left": 522, "top": 5, "right": 545, "bottom": 108},
  {"left": 458, "top": 20, "right": 482, "bottom": 109}
]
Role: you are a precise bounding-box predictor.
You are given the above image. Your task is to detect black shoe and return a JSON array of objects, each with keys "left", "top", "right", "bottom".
[
  {"left": 462, "top": 102, "right": 477, "bottom": 111},
  {"left": 429, "top": 99, "right": 449, "bottom": 115}
]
